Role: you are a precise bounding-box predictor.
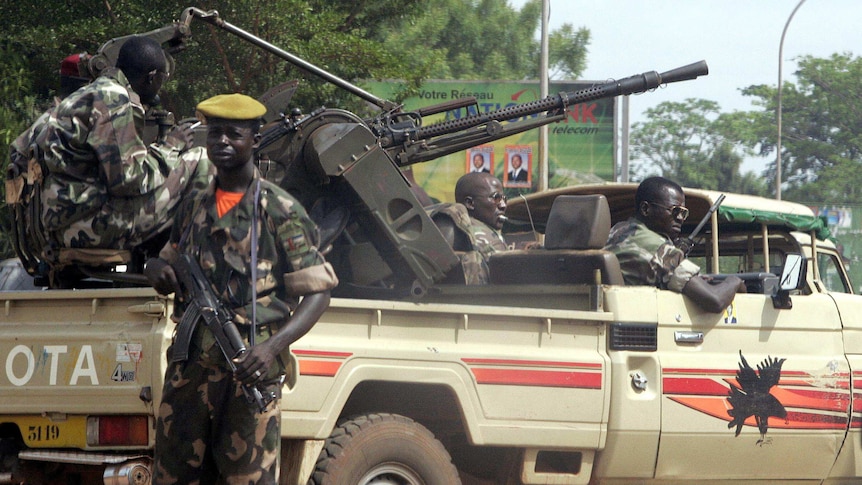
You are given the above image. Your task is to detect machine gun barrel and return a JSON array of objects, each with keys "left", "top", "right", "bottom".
[
  {"left": 179, "top": 6, "right": 707, "bottom": 171},
  {"left": 412, "top": 60, "right": 708, "bottom": 142},
  {"left": 383, "top": 60, "right": 708, "bottom": 166}
]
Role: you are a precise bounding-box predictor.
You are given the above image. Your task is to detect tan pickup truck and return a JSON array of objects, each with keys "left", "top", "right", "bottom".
[
  {"left": 5, "top": 8, "right": 859, "bottom": 485},
  {"left": 1, "top": 183, "right": 859, "bottom": 485}
]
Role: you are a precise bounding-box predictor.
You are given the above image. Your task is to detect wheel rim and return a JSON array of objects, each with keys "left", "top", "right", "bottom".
[{"left": 357, "top": 462, "right": 425, "bottom": 485}]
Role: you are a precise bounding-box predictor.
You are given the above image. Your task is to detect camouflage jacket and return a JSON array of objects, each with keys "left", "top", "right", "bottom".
[
  {"left": 37, "top": 67, "right": 184, "bottom": 234},
  {"left": 160, "top": 169, "right": 338, "bottom": 334},
  {"left": 429, "top": 203, "right": 508, "bottom": 285},
  {"left": 8, "top": 103, "right": 55, "bottom": 181},
  {"left": 604, "top": 217, "right": 700, "bottom": 292}
]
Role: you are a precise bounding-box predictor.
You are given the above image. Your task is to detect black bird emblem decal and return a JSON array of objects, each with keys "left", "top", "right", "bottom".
[{"left": 727, "top": 350, "right": 787, "bottom": 440}]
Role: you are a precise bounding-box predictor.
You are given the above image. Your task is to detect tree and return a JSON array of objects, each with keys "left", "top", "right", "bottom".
[
  {"left": 740, "top": 53, "right": 862, "bottom": 204},
  {"left": 548, "top": 23, "right": 589, "bottom": 80},
  {"left": 376, "top": 0, "right": 590, "bottom": 82},
  {"left": 630, "top": 98, "right": 767, "bottom": 195},
  {"left": 0, "top": 0, "right": 429, "bottom": 119}
]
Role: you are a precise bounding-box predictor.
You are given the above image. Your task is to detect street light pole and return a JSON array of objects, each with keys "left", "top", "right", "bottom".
[
  {"left": 776, "top": 0, "right": 807, "bottom": 200},
  {"left": 538, "top": 0, "right": 550, "bottom": 192}
]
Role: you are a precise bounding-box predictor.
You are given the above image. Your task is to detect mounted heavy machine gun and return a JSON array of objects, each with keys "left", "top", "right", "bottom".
[
  {"left": 173, "top": 7, "right": 710, "bottom": 297},
  {"left": 18, "top": 8, "right": 706, "bottom": 293}
]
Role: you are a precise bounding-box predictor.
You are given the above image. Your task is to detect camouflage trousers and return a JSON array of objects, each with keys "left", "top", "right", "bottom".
[{"left": 153, "top": 343, "right": 282, "bottom": 485}]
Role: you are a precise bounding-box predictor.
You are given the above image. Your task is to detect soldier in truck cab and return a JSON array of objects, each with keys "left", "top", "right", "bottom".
[
  {"left": 430, "top": 171, "right": 509, "bottom": 284},
  {"left": 604, "top": 176, "right": 745, "bottom": 313}
]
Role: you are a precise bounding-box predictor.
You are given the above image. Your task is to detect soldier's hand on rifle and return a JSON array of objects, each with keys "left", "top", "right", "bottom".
[
  {"left": 144, "top": 257, "right": 183, "bottom": 299},
  {"left": 233, "top": 340, "right": 279, "bottom": 385}
]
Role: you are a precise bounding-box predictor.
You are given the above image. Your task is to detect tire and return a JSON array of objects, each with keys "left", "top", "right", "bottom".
[{"left": 310, "top": 413, "right": 461, "bottom": 485}]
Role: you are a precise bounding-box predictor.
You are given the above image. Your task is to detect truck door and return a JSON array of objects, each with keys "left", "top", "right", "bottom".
[
  {"left": 816, "top": 247, "right": 862, "bottom": 480},
  {"left": 655, "top": 276, "right": 849, "bottom": 480}
]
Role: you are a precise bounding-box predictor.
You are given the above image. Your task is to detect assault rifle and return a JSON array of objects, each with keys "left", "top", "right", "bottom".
[{"left": 172, "top": 252, "right": 275, "bottom": 413}]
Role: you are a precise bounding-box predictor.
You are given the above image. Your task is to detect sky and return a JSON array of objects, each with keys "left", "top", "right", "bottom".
[{"left": 507, "top": 0, "right": 862, "bottom": 174}]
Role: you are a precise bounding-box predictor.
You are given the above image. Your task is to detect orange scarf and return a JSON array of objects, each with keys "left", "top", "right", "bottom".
[{"left": 215, "top": 188, "right": 244, "bottom": 218}]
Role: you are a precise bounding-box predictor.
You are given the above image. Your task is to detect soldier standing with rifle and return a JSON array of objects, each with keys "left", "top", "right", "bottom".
[{"left": 144, "top": 93, "right": 338, "bottom": 484}]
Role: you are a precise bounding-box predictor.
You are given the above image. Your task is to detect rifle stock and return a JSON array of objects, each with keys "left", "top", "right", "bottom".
[{"left": 172, "top": 253, "right": 275, "bottom": 413}]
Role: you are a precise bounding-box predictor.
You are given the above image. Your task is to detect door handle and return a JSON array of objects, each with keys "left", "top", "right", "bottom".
[{"left": 674, "top": 331, "right": 703, "bottom": 344}]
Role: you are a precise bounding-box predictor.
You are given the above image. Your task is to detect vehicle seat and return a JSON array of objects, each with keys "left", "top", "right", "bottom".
[{"left": 488, "top": 195, "right": 624, "bottom": 285}]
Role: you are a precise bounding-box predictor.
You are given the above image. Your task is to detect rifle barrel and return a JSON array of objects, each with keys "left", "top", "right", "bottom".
[{"left": 689, "top": 193, "right": 725, "bottom": 240}]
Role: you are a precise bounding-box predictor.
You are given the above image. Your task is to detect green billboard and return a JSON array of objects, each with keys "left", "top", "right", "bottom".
[{"left": 365, "top": 80, "right": 616, "bottom": 203}]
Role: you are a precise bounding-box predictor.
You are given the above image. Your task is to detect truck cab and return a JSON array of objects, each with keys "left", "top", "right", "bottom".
[{"left": 495, "top": 184, "right": 862, "bottom": 483}]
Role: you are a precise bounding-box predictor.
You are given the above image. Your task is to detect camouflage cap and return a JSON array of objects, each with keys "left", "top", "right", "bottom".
[{"left": 195, "top": 93, "right": 266, "bottom": 122}]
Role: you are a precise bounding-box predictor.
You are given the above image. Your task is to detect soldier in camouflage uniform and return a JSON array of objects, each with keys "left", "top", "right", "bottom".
[
  {"left": 34, "top": 36, "right": 205, "bottom": 258},
  {"left": 7, "top": 54, "right": 93, "bottom": 274},
  {"left": 144, "top": 93, "right": 338, "bottom": 484},
  {"left": 604, "top": 176, "right": 744, "bottom": 313},
  {"left": 430, "top": 172, "right": 509, "bottom": 284}
]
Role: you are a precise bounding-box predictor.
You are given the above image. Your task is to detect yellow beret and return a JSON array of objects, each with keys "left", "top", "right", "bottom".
[{"left": 195, "top": 93, "right": 266, "bottom": 122}]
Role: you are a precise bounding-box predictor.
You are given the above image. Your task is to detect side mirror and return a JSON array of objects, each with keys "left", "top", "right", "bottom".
[
  {"left": 779, "top": 254, "right": 806, "bottom": 291},
  {"left": 773, "top": 253, "right": 806, "bottom": 309}
]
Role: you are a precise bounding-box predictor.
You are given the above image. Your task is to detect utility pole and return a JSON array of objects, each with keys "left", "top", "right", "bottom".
[{"left": 776, "top": 0, "right": 807, "bottom": 200}]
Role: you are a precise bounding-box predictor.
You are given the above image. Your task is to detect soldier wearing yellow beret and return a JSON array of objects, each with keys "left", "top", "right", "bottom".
[
  {"left": 195, "top": 92, "right": 267, "bottom": 121},
  {"left": 146, "top": 93, "right": 338, "bottom": 484}
]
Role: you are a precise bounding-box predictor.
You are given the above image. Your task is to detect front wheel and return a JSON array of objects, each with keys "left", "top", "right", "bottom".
[{"left": 310, "top": 413, "right": 460, "bottom": 485}]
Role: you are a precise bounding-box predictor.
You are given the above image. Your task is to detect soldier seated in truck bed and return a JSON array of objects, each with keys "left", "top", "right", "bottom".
[{"left": 429, "top": 172, "right": 509, "bottom": 285}]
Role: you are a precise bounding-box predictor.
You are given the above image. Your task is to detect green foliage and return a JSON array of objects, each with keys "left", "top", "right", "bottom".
[
  {"left": 377, "top": 0, "right": 589, "bottom": 82},
  {"left": 158, "top": 0, "right": 431, "bottom": 117},
  {"left": 628, "top": 53, "right": 862, "bottom": 204},
  {"left": 740, "top": 53, "right": 862, "bottom": 204},
  {"left": 0, "top": 0, "right": 428, "bottom": 117},
  {"left": 548, "top": 23, "right": 589, "bottom": 80},
  {"left": 0, "top": 43, "right": 44, "bottom": 260},
  {"left": 630, "top": 98, "right": 768, "bottom": 196}
]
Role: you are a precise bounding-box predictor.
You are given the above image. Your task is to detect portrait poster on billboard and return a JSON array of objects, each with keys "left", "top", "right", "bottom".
[
  {"left": 467, "top": 145, "right": 494, "bottom": 174},
  {"left": 365, "top": 80, "right": 615, "bottom": 204},
  {"left": 504, "top": 145, "right": 532, "bottom": 188}
]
